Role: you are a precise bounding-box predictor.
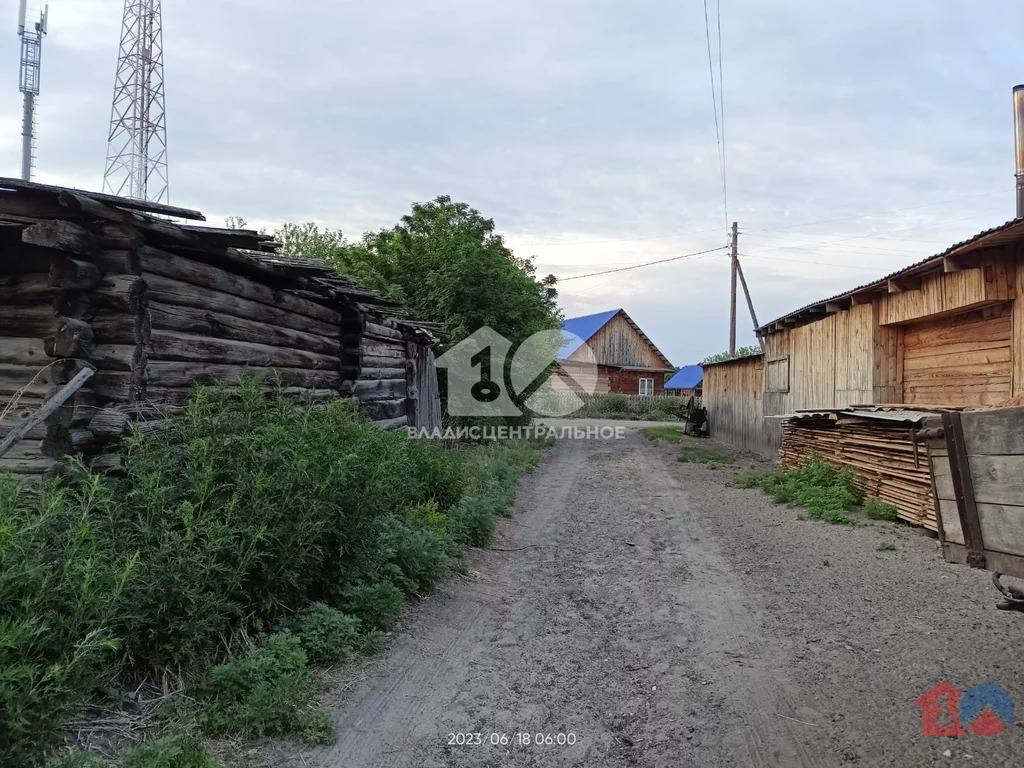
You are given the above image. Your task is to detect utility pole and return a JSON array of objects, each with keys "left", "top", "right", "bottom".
[{"left": 729, "top": 221, "right": 738, "bottom": 355}]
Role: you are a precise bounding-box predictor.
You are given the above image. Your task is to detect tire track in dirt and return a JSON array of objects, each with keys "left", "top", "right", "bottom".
[{"left": 266, "top": 426, "right": 828, "bottom": 767}]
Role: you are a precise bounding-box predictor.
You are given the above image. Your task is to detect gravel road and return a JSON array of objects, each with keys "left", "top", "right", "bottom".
[{"left": 268, "top": 421, "right": 1024, "bottom": 767}]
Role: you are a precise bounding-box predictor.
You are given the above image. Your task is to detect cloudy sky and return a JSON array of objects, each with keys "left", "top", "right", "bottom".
[{"left": 1, "top": 0, "right": 1022, "bottom": 364}]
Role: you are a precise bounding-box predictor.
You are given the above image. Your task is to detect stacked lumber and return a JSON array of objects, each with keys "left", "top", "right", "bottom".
[{"left": 781, "top": 415, "right": 937, "bottom": 531}]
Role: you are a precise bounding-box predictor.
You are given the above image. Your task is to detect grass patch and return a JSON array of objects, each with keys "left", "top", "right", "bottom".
[
  {"left": 737, "top": 458, "right": 861, "bottom": 525},
  {"left": 122, "top": 733, "right": 218, "bottom": 768},
  {"left": 877, "top": 541, "right": 897, "bottom": 552},
  {"left": 1, "top": 378, "right": 541, "bottom": 766},
  {"left": 864, "top": 498, "right": 900, "bottom": 521},
  {"left": 642, "top": 426, "right": 690, "bottom": 443},
  {"left": 565, "top": 393, "right": 693, "bottom": 422},
  {"left": 677, "top": 446, "right": 735, "bottom": 467}
]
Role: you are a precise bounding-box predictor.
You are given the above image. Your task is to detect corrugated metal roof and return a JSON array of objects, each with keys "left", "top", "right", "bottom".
[
  {"left": 558, "top": 309, "right": 621, "bottom": 358},
  {"left": 760, "top": 217, "right": 1024, "bottom": 335},
  {"left": 558, "top": 309, "right": 673, "bottom": 368},
  {"left": 665, "top": 365, "right": 704, "bottom": 389}
]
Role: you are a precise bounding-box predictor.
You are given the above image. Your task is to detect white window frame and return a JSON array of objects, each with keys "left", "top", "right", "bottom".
[{"left": 638, "top": 378, "right": 654, "bottom": 396}]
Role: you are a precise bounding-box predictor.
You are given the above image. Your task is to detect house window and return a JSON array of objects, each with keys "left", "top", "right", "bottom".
[{"left": 639, "top": 378, "right": 654, "bottom": 396}]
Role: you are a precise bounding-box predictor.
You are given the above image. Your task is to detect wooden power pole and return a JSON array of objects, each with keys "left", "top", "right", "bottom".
[{"left": 729, "top": 221, "right": 738, "bottom": 355}]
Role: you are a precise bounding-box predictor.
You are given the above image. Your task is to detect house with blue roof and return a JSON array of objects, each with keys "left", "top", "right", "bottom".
[
  {"left": 558, "top": 309, "right": 674, "bottom": 396},
  {"left": 665, "top": 365, "right": 703, "bottom": 397}
]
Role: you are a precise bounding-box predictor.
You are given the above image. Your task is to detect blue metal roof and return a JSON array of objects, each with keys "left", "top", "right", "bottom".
[
  {"left": 665, "top": 365, "right": 703, "bottom": 389},
  {"left": 558, "top": 309, "right": 621, "bottom": 358}
]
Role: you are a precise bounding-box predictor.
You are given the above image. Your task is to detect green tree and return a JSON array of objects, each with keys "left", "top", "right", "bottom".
[
  {"left": 701, "top": 346, "right": 762, "bottom": 365},
  {"left": 277, "top": 197, "right": 561, "bottom": 348}
]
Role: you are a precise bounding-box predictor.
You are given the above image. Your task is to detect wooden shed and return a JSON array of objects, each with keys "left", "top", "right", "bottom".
[
  {"left": 702, "top": 217, "right": 1024, "bottom": 529},
  {"left": 0, "top": 179, "right": 441, "bottom": 480},
  {"left": 702, "top": 353, "right": 777, "bottom": 458}
]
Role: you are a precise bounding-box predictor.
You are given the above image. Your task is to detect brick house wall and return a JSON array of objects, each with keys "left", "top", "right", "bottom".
[{"left": 601, "top": 365, "right": 667, "bottom": 395}]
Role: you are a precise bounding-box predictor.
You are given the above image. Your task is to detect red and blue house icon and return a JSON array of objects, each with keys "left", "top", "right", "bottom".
[{"left": 915, "top": 682, "right": 1015, "bottom": 736}]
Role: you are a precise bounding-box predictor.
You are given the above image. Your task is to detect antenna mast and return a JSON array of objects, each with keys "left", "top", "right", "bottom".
[
  {"left": 103, "top": 0, "right": 169, "bottom": 203},
  {"left": 17, "top": 1, "right": 48, "bottom": 181}
]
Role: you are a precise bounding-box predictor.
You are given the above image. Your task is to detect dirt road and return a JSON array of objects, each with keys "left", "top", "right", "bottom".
[{"left": 279, "top": 421, "right": 1024, "bottom": 767}]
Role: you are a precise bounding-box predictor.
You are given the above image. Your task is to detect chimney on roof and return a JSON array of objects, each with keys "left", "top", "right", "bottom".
[{"left": 1015, "top": 85, "right": 1024, "bottom": 218}]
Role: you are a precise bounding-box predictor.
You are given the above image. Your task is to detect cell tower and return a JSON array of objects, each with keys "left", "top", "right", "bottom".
[
  {"left": 103, "top": 0, "right": 169, "bottom": 203},
  {"left": 17, "top": 1, "right": 48, "bottom": 181}
]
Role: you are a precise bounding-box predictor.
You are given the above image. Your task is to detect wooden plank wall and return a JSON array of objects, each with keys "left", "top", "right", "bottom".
[
  {"left": 762, "top": 305, "right": 874, "bottom": 418},
  {"left": 570, "top": 313, "right": 665, "bottom": 368},
  {"left": 902, "top": 304, "right": 1012, "bottom": 406},
  {"left": 931, "top": 407, "right": 1024, "bottom": 557},
  {"left": 1013, "top": 248, "right": 1024, "bottom": 399},
  {"left": 704, "top": 356, "right": 779, "bottom": 458},
  {"left": 878, "top": 253, "right": 1014, "bottom": 325}
]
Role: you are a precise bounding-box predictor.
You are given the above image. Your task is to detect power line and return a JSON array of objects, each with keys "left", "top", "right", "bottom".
[
  {"left": 716, "top": 0, "right": 727, "bottom": 224},
  {"left": 702, "top": 0, "right": 727, "bottom": 230},
  {"left": 517, "top": 225, "right": 726, "bottom": 247},
  {"left": 560, "top": 246, "right": 728, "bottom": 281}
]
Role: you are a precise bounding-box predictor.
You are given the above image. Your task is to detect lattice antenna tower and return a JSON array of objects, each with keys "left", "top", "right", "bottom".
[
  {"left": 17, "top": 1, "right": 48, "bottom": 181},
  {"left": 103, "top": 0, "right": 169, "bottom": 203}
]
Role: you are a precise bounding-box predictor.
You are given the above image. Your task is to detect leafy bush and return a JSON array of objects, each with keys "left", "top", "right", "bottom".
[
  {"left": 288, "top": 604, "right": 361, "bottom": 666},
  {"left": 122, "top": 734, "right": 217, "bottom": 768},
  {"left": 594, "top": 393, "right": 629, "bottom": 414},
  {"left": 877, "top": 541, "right": 897, "bottom": 552},
  {"left": 738, "top": 459, "right": 861, "bottom": 525},
  {"left": 0, "top": 473, "right": 128, "bottom": 768},
  {"left": 0, "top": 379, "right": 542, "bottom": 763},
  {"left": 300, "top": 712, "right": 336, "bottom": 745},
  {"left": 341, "top": 582, "right": 405, "bottom": 631},
  {"left": 865, "top": 499, "right": 899, "bottom": 521},
  {"left": 196, "top": 633, "right": 323, "bottom": 739}
]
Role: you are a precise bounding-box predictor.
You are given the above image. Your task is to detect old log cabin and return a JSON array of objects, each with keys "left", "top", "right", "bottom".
[
  {"left": 703, "top": 216, "right": 1024, "bottom": 529},
  {"left": 0, "top": 179, "right": 441, "bottom": 480}
]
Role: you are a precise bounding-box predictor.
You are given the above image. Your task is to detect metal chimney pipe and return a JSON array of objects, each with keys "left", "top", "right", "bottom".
[{"left": 1015, "top": 85, "right": 1024, "bottom": 218}]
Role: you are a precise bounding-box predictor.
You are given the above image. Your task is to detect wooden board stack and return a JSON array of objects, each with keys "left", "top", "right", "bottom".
[{"left": 780, "top": 414, "right": 937, "bottom": 531}]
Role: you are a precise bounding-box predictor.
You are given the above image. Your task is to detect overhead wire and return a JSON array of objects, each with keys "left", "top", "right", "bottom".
[
  {"left": 559, "top": 245, "right": 728, "bottom": 281},
  {"left": 703, "top": 0, "right": 728, "bottom": 233}
]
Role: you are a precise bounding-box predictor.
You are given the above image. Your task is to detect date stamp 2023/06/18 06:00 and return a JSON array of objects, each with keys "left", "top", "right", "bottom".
[{"left": 447, "top": 732, "right": 579, "bottom": 748}]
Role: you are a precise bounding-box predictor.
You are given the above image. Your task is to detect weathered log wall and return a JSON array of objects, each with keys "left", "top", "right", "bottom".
[
  {"left": 0, "top": 196, "right": 439, "bottom": 479},
  {"left": 0, "top": 222, "right": 103, "bottom": 476}
]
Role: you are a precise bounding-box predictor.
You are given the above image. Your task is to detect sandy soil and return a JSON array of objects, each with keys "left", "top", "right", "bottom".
[{"left": 253, "top": 421, "right": 1024, "bottom": 768}]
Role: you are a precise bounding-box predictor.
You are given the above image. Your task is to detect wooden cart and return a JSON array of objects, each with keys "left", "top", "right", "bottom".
[{"left": 922, "top": 407, "right": 1024, "bottom": 578}]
